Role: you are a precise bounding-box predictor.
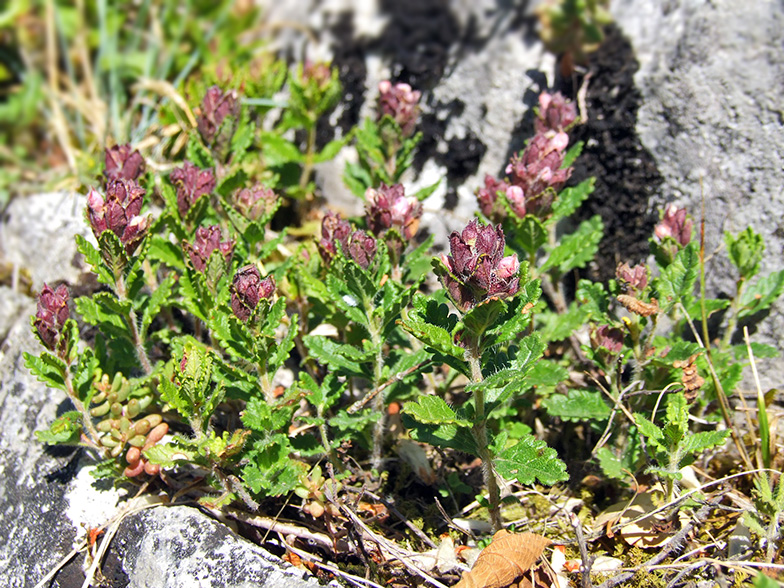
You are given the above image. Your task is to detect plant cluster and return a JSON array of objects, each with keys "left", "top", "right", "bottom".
[{"left": 21, "top": 42, "right": 784, "bottom": 588}]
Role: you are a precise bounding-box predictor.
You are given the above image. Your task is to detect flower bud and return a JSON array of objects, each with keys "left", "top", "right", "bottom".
[
  {"left": 197, "top": 86, "right": 240, "bottom": 145},
  {"left": 302, "top": 61, "right": 332, "bottom": 89},
  {"left": 591, "top": 325, "right": 624, "bottom": 355},
  {"left": 170, "top": 162, "right": 216, "bottom": 217},
  {"left": 318, "top": 211, "right": 352, "bottom": 263},
  {"left": 365, "top": 184, "right": 422, "bottom": 240},
  {"left": 104, "top": 144, "right": 145, "bottom": 182},
  {"left": 439, "top": 219, "right": 519, "bottom": 311},
  {"left": 185, "top": 225, "right": 234, "bottom": 272},
  {"left": 616, "top": 262, "right": 648, "bottom": 292},
  {"left": 377, "top": 80, "right": 421, "bottom": 138},
  {"left": 504, "top": 133, "right": 572, "bottom": 218},
  {"left": 231, "top": 265, "right": 275, "bottom": 322},
  {"left": 86, "top": 181, "right": 150, "bottom": 254},
  {"left": 234, "top": 185, "right": 278, "bottom": 221},
  {"left": 346, "top": 230, "right": 377, "bottom": 270},
  {"left": 475, "top": 175, "right": 510, "bottom": 222},
  {"left": 535, "top": 91, "right": 577, "bottom": 136},
  {"left": 654, "top": 204, "right": 692, "bottom": 247},
  {"left": 34, "top": 283, "right": 69, "bottom": 351}
]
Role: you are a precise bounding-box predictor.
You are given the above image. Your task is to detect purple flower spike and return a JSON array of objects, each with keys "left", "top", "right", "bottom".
[
  {"left": 476, "top": 175, "right": 511, "bottom": 221},
  {"left": 186, "top": 225, "right": 234, "bottom": 272},
  {"left": 504, "top": 134, "right": 572, "bottom": 218},
  {"left": 655, "top": 204, "right": 692, "bottom": 247},
  {"left": 197, "top": 86, "right": 240, "bottom": 145},
  {"left": 616, "top": 262, "right": 648, "bottom": 292},
  {"left": 86, "top": 181, "right": 150, "bottom": 254},
  {"left": 592, "top": 325, "right": 624, "bottom": 355},
  {"left": 234, "top": 185, "right": 278, "bottom": 221},
  {"left": 346, "top": 230, "right": 377, "bottom": 270},
  {"left": 319, "top": 212, "right": 352, "bottom": 263},
  {"left": 104, "top": 144, "right": 145, "bottom": 182},
  {"left": 34, "top": 283, "right": 69, "bottom": 351},
  {"left": 439, "top": 219, "right": 520, "bottom": 311},
  {"left": 535, "top": 92, "right": 578, "bottom": 137},
  {"left": 377, "top": 80, "right": 421, "bottom": 137},
  {"left": 365, "top": 184, "right": 422, "bottom": 240},
  {"left": 231, "top": 265, "right": 275, "bottom": 322},
  {"left": 170, "top": 162, "right": 216, "bottom": 217}
]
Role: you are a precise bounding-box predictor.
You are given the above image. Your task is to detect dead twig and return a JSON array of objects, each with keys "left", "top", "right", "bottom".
[
  {"left": 570, "top": 512, "right": 594, "bottom": 588},
  {"left": 324, "top": 487, "right": 449, "bottom": 588},
  {"left": 224, "top": 507, "right": 351, "bottom": 555},
  {"left": 283, "top": 541, "right": 385, "bottom": 588}
]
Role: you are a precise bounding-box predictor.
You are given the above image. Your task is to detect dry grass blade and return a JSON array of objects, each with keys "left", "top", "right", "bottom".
[{"left": 455, "top": 530, "right": 551, "bottom": 588}]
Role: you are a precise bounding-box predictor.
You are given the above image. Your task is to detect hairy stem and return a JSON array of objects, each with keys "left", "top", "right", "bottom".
[
  {"left": 114, "top": 268, "right": 152, "bottom": 374},
  {"left": 469, "top": 347, "right": 503, "bottom": 532}
]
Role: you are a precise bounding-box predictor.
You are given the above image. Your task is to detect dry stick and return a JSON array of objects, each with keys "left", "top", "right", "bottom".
[
  {"left": 345, "top": 487, "right": 437, "bottom": 549},
  {"left": 347, "top": 362, "right": 428, "bottom": 414},
  {"left": 283, "top": 541, "right": 386, "bottom": 588},
  {"left": 224, "top": 507, "right": 349, "bottom": 555},
  {"left": 677, "top": 301, "right": 754, "bottom": 470},
  {"left": 570, "top": 512, "right": 594, "bottom": 588},
  {"left": 595, "top": 496, "right": 719, "bottom": 588},
  {"left": 325, "top": 488, "right": 449, "bottom": 588}
]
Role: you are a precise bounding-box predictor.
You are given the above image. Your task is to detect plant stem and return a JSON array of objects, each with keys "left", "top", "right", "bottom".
[
  {"left": 114, "top": 268, "right": 152, "bottom": 374},
  {"left": 63, "top": 368, "right": 107, "bottom": 456},
  {"left": 298, "top": 122, "right": 316, "bottom": 194},
  {"left": 370, "top": 323, "right": 386, "bottom": 471},
  {"left": 468, "top": 347, "right": 503, "bottom": 532}
]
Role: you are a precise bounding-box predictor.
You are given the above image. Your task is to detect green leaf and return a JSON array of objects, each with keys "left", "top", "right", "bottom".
[
  {"left": 411, "top": 180, "right": 441, "bottom": 202},
  {"left": 216, "top": 168, "right": 247, "bottom": 198},
  {"left": 485, "top": 280, "right": 541, "bottom": 344},
  {"left": 147, "top": 235, "right": 185, "bottom": 269},
  {"left": 405, "top": 396, "right": 472, "bottom": 427},
  {"left": 314, "top": 134, "right": 352, "bottom": 163},
  {"left": 75, "top": 295, "right": 129, "bottom": 338},
  {"left": 473, "top": 334, "right": 546, "bottom": 410},
  {"left": 242, "top": 439, "right": 306, "bottom": 496},
  {"left": 560, "top": 141, "right": 584, "bottom": 170},
  {"left": 402, "top": 413, "right": 478, "bottom": 455},
  {"left": 303, "top": 335, "right": 372, "bottom": 378},
  {"left": 725, "top": 227, "right": 764, "bottom": 280},
  {"left": 260, "top": 131, "right": 303, "bottom": 165},
  {"left": 655, "top": 241, "right": 699, "bottom": 312},
  {"left": 24, "top": 351, "right": 67, "bottom": 389},
  {"left": 144, "top": 440, "right": 197, "bottom": 467},
  {"left": 684, "top": 297, "right": 729, "bottom": 321},
  {"left": 242, "top": 397, "right": 293, "bottom": 432},
  {"left": 268, "top": 314, "right": 298, "bottom": 375},
  {"left": 680, "top": 429, "right": 730, "bottom": 458},
  {"left": 739, "top": 269, "right": 784, "bottom": 319},
  {"left": 399, "top": 301, "right": 467, "bottom": 364},
  {"left": 550, "top": 177, "right": 594, "bottom": 222},
  {"left": 540, "top": 215, "right": 603, "bottom": 274},
  {"left": 186, "top": 134, "right": 215, "bottom": 169},
  {"left": 495, "top": 435, "right": 569, "bottom": 485},
  {"left": 542, "top": 390, "right": 611, "bottom": 422},
  {"left": 230, "top": 117, "right": 255, "bottom": 160},
  {"left": 141, "top": 272, "right": 177, "bottom": 338},
  {"left": 75, "top": 234, "right": 114, "bottom": 286},
  {"left": 576, "top": 279, "right": 610, "bottom": 321},
  {"left": 515, "top": 215, "right": 547, "bottom": 256},
  {"left": 35, "top": 411, "right": 82, "bottom": 444},
  {"left": 733, "top": 342, "right": 779, "bottom": 360},
  {"left": 538, "top": 301, "right": 590, "bottom": 342},
  {"left": 462, "top": 297, "right": 507, "bottom": 339}
]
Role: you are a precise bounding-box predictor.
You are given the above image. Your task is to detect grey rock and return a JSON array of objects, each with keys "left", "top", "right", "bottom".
[
  {"left": 109, "top": 506, "right": 323, "bottom": 588},
  {"left": 0, "top": 192, "right": 91, "bottom": 291},
  {"left": 611, "top": 0, "right": 784, "bottom": 388}
]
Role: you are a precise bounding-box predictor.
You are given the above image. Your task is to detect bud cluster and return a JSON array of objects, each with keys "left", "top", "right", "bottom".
[
  {"left": 365, "top": 184, "right": 422, "bottom": 240},
  {"left": 591, "top": 324, "right": 624, "bottom": 355},
  {"left": 34, "top": 283, "right": 69, "bottom": 352},
  {"left": 318, "top": 212, "right": 378, "bottom": 270},
  {"left": 184, "top": 225, "right": 234, "bottom": 272},
  {"left": 476, "top": 91, "right": 575, "bottom": 221},
  {"left": 197, "top": 85, "right": 240, "bottom": 145},
  {"left": 616, "top": 262, "right": 648, "bottom": 293},
  {"left": 439, "top": 220, "right": 520, "bottom": 312},
  {"left": 104, "top": 144, "right": 145, "bottom": 183},
  {"left": 234, "top": 185, "right": 278, "bottom": 221},
  {"left": 87, "top": 180, "right": 151, "bottom": 254},
  {"left": 231, "top": 265, "right": 276, "bottom": 322},
  {"left": 170, "top": 162, "right": 217, "bottom": 217},
  {"left": 654, "top": 204, "right": 692, "bottom": 247},
  {"left": 377, "top": 80, "right": 421, "bottom": 138}
]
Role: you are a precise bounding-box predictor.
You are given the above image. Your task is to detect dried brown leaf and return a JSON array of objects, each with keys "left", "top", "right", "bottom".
[{"left": 455, "top": 530, "right": 551, "bottom": 588}]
